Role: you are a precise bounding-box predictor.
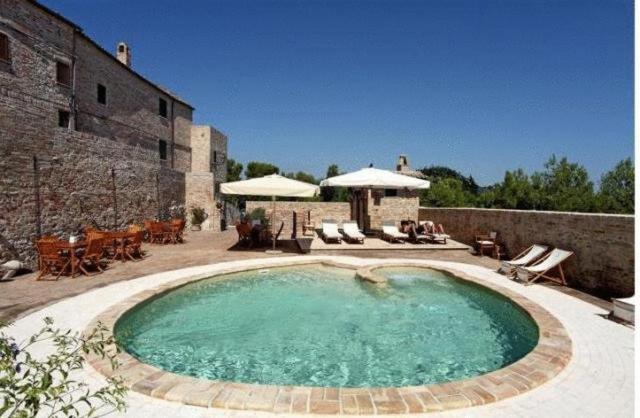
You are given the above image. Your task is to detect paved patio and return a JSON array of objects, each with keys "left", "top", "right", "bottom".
[
  {"left": 0, "top": 230, "right": 504, "bottom": 322},
  {"left": 308, "top": 235, "right": 470, "bottom": 251}
]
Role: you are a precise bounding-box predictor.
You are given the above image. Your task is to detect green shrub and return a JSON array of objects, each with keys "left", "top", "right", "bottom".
[
  {"left": 0, "top": 317, "right": 127, "bottom": 417},
  {"left": 190, "top": 207, "right": 207, "bottom": 225}
]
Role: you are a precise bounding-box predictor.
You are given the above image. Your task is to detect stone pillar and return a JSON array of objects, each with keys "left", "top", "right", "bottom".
[{"left": 186, "top": 125, "right": 228, "bottom": 231}]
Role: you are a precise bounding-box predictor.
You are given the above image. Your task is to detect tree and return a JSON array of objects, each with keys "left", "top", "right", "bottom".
[
  {"left": 245, "top": 161, "right": 279, "bottom": 179},
  {"left": 476, "top": 186, "right": 497, "bottom": 208},
  {"left": 420, "top": 166, "right": 478, "bottom": 193},
  {"left": 492, "top": 169, "right": 539, "bottom": 210},
  {"left": 283, "top": 171, "right": 318, "bottom": 184},
  {"left": 420, "top": 178, "right": 476, "bottom": 207},
  {"left": 1, "top": 317, "right": 127, "bottom": 417},
  {"left": 226, "top": 158, "right": 243, "bottom": 182},
  {"left": 597, "top": 158, "right": 634, "bottom": 214},
  {"left": 535, "top": 155, "right": 596, "bottom": 212},
  {"left": 321, "top": 164, "right": 339, "bottom": 202}
]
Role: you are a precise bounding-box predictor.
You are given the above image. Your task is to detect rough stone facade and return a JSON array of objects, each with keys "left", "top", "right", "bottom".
[
  {"left": 419, "top": 207, "right": 634, "bottom": 298},
  {"left": 245, "top": 201, "right": 351, "bottom": 238},
  {"left": 366, "top": 192, "right": 419, "bottom": 230},
  {"left": 0, "top": 127, "right": 185, "bottom": 267},
  {"left": 186, "top": 126, "right": 228, "bottom": 231},
  {"left": 0, "top": 0, "right": 227, "bottom": 265}
]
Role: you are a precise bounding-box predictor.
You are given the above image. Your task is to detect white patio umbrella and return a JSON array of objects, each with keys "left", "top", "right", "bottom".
[
  {"left": 319, "top": 167, "right": 430, "bottom": 189},
  {"left": 221, "top": 174, "right": 320, "bottom": 252},
  {"left": 320, "top": 167, "right": 429, "bottom": 232}
]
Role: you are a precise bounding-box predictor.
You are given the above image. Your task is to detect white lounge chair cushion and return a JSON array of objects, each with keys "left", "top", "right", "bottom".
[
  {"left": 504, "top": 245, "right": 548, "bottom": 267},
  {"left": 477, "top": 240, "right": 494, "bottom": 245},
  {"left": 343, "top": 223, "right": 365, "bottom": 239},
  {"left": 322, "top": 222, "right": 342, "bottom": 239},
  {"left": 382, "top": 225, "right": 408, "bottom": 238}
]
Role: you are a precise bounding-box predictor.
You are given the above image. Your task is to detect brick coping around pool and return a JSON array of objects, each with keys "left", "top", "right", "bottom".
[{"left": 85, "top": 259, "right": 572, "bottom": 415}]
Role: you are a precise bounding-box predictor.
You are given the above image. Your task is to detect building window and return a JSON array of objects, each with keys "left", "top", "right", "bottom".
[
  {"left": 213, "top": 151, "right": 217, "bottom": 163},
  {"left": 58, "top": 110, "right": 70, "bottom": 128},
  {"left": 56, "top": 61, "right": 71, "bottom": 86},
  {"left": 385, "top": 189, "right": 398, "bottom": 197},
  {"left": 159, "top": 139, "right": 167, "bottom": 160},
  {"left": 159, "top": 98, "right": 167, "bottom": 118},
  {"left": 0, "top": 33, "right": 10, "bottom": 63},
  {"left": 97, "top": 83, "right": 107, "bottom": 105}
]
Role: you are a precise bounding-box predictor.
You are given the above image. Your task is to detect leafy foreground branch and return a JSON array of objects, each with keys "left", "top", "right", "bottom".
[{"left": 0, "top": 318, "right": 127, "bottom": 418}]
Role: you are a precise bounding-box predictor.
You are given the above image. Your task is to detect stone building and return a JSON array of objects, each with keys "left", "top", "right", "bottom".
[{"left": 0, "top": 0, "right": 227, "bottom": 266}]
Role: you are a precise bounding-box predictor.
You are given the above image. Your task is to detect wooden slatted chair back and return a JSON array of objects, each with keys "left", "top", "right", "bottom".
[
  {"left": 36, "top": 240, "right": 60, "bottom": 261},
  {"left": 84, "top": 237, "right": 104, "bottom": 258}
]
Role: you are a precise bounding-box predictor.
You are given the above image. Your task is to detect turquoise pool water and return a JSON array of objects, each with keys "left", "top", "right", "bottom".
[{"left": 115, "top": 265, "right": 538, "bottom": 387}]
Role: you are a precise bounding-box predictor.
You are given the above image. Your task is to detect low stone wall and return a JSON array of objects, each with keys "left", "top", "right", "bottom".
[
  {"left": 245, "top": 201, "right": 351, "bottom": 238},
  {"left": 419, "top": 207, "right": 634, "bottom": 298},
  {"left": 0, "top": 128, "right": 185, "bottom": 268}
]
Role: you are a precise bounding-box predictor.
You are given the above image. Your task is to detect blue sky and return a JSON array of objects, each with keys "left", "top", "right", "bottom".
[{"left": 42, "top": 0, "right": 633, "bottom": 185}]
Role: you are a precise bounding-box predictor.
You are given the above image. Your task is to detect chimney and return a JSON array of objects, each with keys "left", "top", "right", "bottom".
[
  {"left": 396, "top": 154, "right": 409, "bottom": 172},
  {"left": 116, "top": 42, "right": 131, "bottom": 67}
]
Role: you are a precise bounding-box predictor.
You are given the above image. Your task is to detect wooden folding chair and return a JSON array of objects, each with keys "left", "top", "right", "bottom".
[
  {"left": 76, "top": 237, "right": 105, "bottom": 275},
  {"left": 36, "top": 240, "right": 70, "bottom": 281},
  {"left": 517, "top": 249, "right": 574, "bottom": 286}
]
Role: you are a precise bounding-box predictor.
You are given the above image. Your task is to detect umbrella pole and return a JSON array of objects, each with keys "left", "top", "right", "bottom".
[
  {"left": 266, "top": 195, "right": 281, "bottom": 254},
  {"left": 272, "top": 195, "right": 276, "bottom": 251}
]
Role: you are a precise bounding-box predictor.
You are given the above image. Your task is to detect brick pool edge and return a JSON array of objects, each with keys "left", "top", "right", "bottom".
[{"left": 84, "top": 259, "right": 572, "bottom": 415}]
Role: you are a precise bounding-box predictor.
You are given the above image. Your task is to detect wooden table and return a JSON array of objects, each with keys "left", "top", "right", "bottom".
[
  {"left": 105, "top": 231, "right": 136, "bottom": 262},
  {"left": 55, "top": 241, "right": 87, "bottom": 278}
]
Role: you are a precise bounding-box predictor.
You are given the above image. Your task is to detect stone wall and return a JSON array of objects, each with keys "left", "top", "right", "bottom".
[
  {"left": 1, "top": 0, "right": 194, "bottom": 173},
  {"left": 245, "top": 201, "right": 351, "bottom": 238},
  {"left": 0, "top": 0, "right": 229, "bottom": 265},
  {"left": 0, "top": 121, "right": 185, "bottom": 268},
  {"left": 186, "top": 172, "right": 221, "bottom": 231},
  {"left": 419, "top": 207, "right": 634, "bottom": 298},
  {"left": 367, "top": 192, "right": 420, "bottom": 230},
  {"left": 210, "top": 127, "right": 228, "bottom": 187},
  {"left": 186, "top": 125, "right": 226, "bottom": 231},
  {"left": 73, "top": 30, "right": 193, "bottom": 172}
]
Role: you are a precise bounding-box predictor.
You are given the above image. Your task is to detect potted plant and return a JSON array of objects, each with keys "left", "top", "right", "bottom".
[{"left": 190, "top": 207, "right": 207, "bottom": 231}]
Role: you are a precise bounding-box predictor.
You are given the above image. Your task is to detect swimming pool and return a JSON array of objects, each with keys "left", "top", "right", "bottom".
[{"left": 115, "top": 264, "right": 538, "bottom": 388}]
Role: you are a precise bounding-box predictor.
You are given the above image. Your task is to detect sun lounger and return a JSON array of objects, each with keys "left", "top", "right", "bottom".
[
  {"left": 498, "top": 244, "right": 548, "bottom": 277},
  {"left": 342, "top": 221, "right": 365, "bottom": 243},
  {"left": 321, "top": 219, "right": 342, "bottom": 243},
  {"left": 407, "top": 223, "right": 429, "bottom": 243},
  {"left": 516, "top": 248, "right": 573, "bottom": 285},
  {"left": 420, "top": 221, "right": 448, "bottom": 244},
  {"left": 381, "top": 221, "right": 408, "bottom": 243}
]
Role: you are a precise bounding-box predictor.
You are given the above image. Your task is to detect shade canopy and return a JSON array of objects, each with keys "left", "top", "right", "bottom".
[
  {"left": 221, "top": 174, "right": 320, "bottom": 198},
  {"left": 320, "top": 167, "right": 430, "bottom": 190}
]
